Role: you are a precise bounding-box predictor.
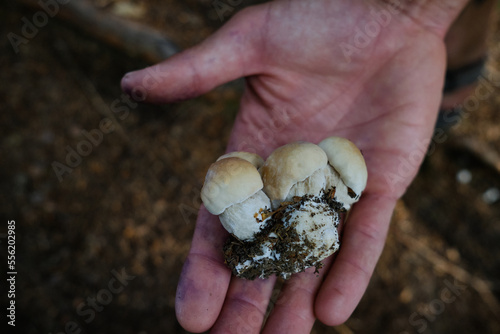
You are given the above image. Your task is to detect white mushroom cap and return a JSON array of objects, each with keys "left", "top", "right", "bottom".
[
  {"left": 318, "top": 137, "right": 367, "bottom": 196},
  {"left": 201, "top": 157, "right": 264, "bottom": 215},
  {"left": 260, "top": 142, "right": 328, "bottom": 206},
  {"left": 217, "top": 152, "right": 265, "bottom": 169}
]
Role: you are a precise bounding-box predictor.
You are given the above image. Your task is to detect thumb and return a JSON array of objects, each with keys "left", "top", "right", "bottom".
[{"left": 120, "top": 6, "right": 265, "bottom": 104}]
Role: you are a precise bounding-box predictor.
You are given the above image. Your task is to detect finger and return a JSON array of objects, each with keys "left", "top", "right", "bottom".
[
  {"left": 262, "top": 258, "right": 334, "bottom": 334},
  {"left": 210, "top": 276, "right": 277, "bottom": 334},
  {"left": 175, "top": 206, "right": 231, "bottom": 333},
  {"left": 120, "top": 6, "right": 265, "bottom": 104},
  {"left": 314, "top": 192, "right": 397, "bottom": 326}
]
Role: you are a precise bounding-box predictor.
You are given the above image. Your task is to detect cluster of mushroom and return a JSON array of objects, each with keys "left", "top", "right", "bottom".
[{"left": 201, "top": 137, "right": 368, "bottom": 280}]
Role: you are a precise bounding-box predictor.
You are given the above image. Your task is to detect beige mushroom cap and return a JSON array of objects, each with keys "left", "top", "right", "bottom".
[
  {"left": 217, "top": 151, "right": 265, "bottom": 169},
  {"left": 201, "top": 157, "right": 264, "bottom": 215},
  {"left": 260, "top": 142, "right": 328, "bottom": 203},
  {"left": 318, "top": 137, "right": 368, "bottom": 196}
]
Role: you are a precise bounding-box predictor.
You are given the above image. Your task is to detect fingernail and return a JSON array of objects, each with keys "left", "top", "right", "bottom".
[{"left": 120, "top": 70, "right": 139, "bottom": 94}]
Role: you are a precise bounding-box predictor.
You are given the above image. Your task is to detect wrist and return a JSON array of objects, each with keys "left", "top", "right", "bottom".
[{"left": 378, "top": 0, "right": 471, "bottom": 37}]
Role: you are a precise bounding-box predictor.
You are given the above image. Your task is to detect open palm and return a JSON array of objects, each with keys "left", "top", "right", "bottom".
[{"left": 122, "top": 0, "right": 453, "bottom": 332}]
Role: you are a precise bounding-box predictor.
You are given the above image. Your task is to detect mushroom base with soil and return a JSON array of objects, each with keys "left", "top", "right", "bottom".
[{"left": 223, "top": 188, "right": 344, "bottom": 280}]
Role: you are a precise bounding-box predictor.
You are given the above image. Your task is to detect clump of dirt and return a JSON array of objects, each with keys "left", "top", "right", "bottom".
[{"left": 223, "top": 189, "right": 343, "bottom": 280}]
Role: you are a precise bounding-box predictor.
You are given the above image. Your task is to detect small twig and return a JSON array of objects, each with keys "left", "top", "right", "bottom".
[
  {"left": 450, "top": 137, "right": 500, "bottom": 175},
  {"left": 16, "top": 0, "right": 180, "bottom": 63}
]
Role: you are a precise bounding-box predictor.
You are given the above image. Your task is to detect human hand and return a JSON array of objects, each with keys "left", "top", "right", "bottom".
[{"left": 121, "top": 0, "right": 469, "bottom": 332}]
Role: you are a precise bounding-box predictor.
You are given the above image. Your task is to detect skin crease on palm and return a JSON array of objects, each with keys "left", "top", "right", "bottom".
[{"left": 121, "top": 0, "right": 471, "bottom": 332}]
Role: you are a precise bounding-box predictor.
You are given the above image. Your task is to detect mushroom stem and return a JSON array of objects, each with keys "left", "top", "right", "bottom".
[{"left": 219, "top": 190, "right": 271, "bottom": 241}]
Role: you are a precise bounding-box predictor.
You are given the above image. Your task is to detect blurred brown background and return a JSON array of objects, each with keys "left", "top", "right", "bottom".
[{"left": 1, "top": 0, "right": 499, "bottom": 333}]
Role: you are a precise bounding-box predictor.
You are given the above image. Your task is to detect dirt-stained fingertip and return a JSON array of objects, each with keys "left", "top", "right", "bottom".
[{"left": 175, "top": 253, "right": 231, "bottom": 333}]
